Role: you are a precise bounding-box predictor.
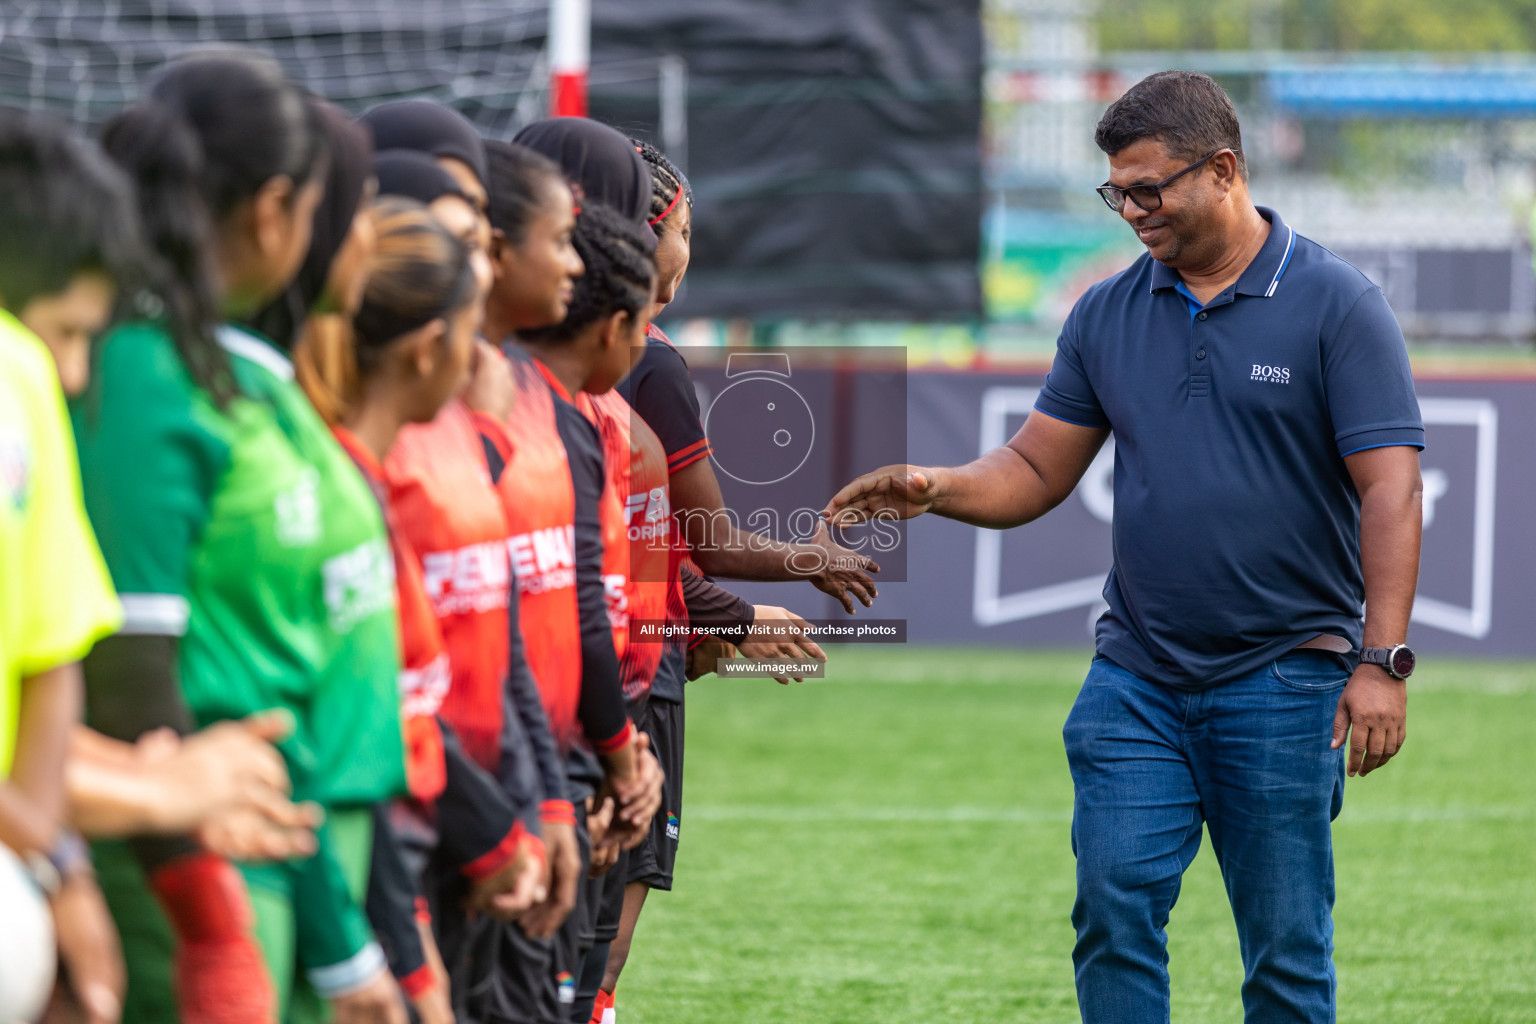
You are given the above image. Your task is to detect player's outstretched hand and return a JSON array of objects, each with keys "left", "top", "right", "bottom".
[
  {"left": 807, "top": 521, "right": 879, "bottom": 612},
  {"left": 824, "top": 465, "right": 939, "bottom": 528},
  {"left": 738, "top": 606, "right": 827, "bottom": 684}
]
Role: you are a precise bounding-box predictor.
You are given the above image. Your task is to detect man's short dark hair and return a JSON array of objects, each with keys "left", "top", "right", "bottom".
[
  {"left": 1095, "top": 71, "right": 1247, "bottom": 179},
  {"left": 0, "top": 106, "right": 143, "bottom": 311}
]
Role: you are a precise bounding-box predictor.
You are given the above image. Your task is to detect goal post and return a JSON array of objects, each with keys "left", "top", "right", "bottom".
[{"left": 547, "top": 0, "right": 589, "bottom": 117}]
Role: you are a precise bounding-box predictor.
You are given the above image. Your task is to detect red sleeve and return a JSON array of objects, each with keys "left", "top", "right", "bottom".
[
  {"left": 540, "top": 800, "right": 577, "bottom": 826},
  {"left": 460, "top": 820, "right": 527, "bottom": 884},
  {"left": 399, "top": 964, "right": 436, "bottom": 1000}
]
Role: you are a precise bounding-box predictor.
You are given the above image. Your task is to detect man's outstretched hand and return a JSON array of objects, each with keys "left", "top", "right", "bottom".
[{"left": 824, "top": 465, "right": 939, "bottom": 528}]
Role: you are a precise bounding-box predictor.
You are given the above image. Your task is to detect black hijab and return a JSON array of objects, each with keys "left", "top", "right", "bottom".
[
  {"left": 357, "top": 100, "right": 488, "bottom": 188},
  {"left": 512, "top": 117, "right": 653, "bottom": 246},
  {"left": 372, "top": 149, "right": 467, "bottom": 206},
  {"left": 248, "top": 97, "right": 373, "bottom": 350}
]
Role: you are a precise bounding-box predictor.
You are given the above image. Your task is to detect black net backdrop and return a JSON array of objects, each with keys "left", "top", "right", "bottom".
[
  {"left": 0, "top": 0, "right": 983, "bottom": 320},
  {"left": 590, "top": 0, "right": 984, "bottom": 320},
  {"left": 0, "top": 0, "right": 549, "bottom": 135}
]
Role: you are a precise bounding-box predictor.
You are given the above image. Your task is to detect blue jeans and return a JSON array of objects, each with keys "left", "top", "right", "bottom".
[{"left": 1063, "top": 652, "right": 1349, "bottom": 1024}]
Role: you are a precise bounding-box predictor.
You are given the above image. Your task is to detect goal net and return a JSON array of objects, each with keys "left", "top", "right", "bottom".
[{"left": 0, "top": 0, "right": 549, "bottom": 137}]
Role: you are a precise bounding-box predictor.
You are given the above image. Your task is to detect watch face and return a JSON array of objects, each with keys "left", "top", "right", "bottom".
[{"left": 1389, "top": 646, "right": 1416, "bottom": 678}]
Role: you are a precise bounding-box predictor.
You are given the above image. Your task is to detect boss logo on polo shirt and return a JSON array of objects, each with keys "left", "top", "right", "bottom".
[{"left": 1251, "top": 364, "right": 1292, "bottom": 384}]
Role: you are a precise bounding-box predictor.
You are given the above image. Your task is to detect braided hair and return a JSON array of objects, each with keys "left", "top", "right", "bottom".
[
  {"left": 632, "top": 139, "right": 692, "bottom": 235},
  {"left": 520, "top": 202, "right": 654, "bottom": 346}
]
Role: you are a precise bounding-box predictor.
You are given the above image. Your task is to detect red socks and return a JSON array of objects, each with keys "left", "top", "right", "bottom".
[
  {"left": 150, "top": 852, "right": 276, "bottom": 1024},
  {"left": 589, "top": 988, "right": 615, "bottom": 1024}
]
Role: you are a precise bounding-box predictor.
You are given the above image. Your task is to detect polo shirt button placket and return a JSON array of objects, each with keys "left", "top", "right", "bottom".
[{"left": 1190, "top": 306, "right": 1211, "bottom": 398}]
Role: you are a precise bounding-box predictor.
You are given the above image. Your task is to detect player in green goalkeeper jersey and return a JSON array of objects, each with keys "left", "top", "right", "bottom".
[{"left": 74, "top": 53, "right": 408, "bottom": 1024}]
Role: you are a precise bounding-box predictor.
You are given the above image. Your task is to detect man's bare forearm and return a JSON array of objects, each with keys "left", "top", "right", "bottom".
[
  {"left": 1358, "top": 474, "right": 1422, "bottom": 649},
  {"left": 929, "top": 447, "right": 1061, "bottom": 529}
]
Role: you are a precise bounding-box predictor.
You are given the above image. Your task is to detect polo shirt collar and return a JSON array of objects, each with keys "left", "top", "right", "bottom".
[
  {"left": 1146, "top": 206, "right": 1298, "bottom": 299},
  {"left": 1233, "top": 207, "right": 1296, "bottom": 297}
]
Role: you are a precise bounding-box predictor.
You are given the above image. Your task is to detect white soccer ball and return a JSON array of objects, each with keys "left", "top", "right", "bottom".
[{"left": 0, "top": 842, "right": 55, "bottom": 1024}]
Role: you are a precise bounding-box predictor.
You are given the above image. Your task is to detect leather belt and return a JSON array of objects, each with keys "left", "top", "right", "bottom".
[{"left": 1294, "top": 633, "right": 1353, "bottom": 654}]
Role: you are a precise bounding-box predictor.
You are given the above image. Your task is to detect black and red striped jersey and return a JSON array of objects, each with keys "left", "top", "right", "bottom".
[
  {"left": 577, "top": 388, "right": 682, "bottom": 708},
  {"left": 487, "top": 347, "right": 631, "bottom": 756}
]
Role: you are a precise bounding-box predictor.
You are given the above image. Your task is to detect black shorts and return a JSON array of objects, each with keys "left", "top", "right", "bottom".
[
  {"left": 626, "top": 695, "right": 684, "bottom": 891},
  {"left": 465, "top": 804, "right": 592, "bottom": 1024}
]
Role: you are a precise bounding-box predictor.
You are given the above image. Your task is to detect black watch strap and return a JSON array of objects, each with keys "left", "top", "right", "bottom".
[{"left": 1361, "top": 644, "right": 1415, "bottom": 680}]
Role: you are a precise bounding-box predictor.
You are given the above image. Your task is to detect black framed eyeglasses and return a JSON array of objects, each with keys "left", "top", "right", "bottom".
[{"left": 1096, "top": 150, "right": 1220, "bottom": 213}]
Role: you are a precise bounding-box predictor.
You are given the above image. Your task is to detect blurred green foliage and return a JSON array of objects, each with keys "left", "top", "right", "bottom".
[{"left": 1098, "top": 0, "right": 1536, "bottom": 52}]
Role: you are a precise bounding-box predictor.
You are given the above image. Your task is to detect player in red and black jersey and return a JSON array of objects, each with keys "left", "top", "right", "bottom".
[
  {"left": 462, "top": 132, "right": 664, "bottom": 1023},
  {"left": 340, "top": 111, "right": 586, "bottom": 1024},
  {"left": 345, "top": 199, "right": 564, "bottom": 1020},
  {"left": 290, "top": 185, "right": 554, "bottom": 1021},
  {"left": 513, "top": 120, "right": 819, "bottom": 1024},
  {"left": 583, "top": 140, "right": 858, "bottom": 1024},
  {"left": 478, "top": 197, "right": 669, "bottom": 1020}
]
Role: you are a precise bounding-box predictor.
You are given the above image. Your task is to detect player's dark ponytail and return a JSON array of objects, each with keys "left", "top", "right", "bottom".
[
  {"left": 519, "top": 202, "right": 654, "bottom": 346},
  {"left": 485, "top": 139, "right": 566, "bottom": 245},
  {"left": 633, "top": 139, "right": 692, "bottom": 235},
  {"left": 100, "top": 51, "right": 324, "bottom": 405},
  {"left": 100, "top": 100, "right": 230, "bottom": 403}
]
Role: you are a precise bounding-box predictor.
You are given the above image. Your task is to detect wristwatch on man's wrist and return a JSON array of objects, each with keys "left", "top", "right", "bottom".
[{"left": 1360, "top": 644, "right": 1416, "bottom": 680}]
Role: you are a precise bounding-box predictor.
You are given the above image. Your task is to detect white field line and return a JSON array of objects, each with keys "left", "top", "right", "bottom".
[
  {"left": 686, "top": 804, "right": 1535, "bottom": 825},
  {"left": 816, "top": 670, "right": 1085, "bottom": 687},
  {"left": 815, "top": 671, "right": 1535, "bottom": 694}
]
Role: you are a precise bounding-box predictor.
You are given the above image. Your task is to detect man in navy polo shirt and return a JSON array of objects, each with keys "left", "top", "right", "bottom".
[{"left": 827, "top": 71, "right": 1423, "bottom": 1022}]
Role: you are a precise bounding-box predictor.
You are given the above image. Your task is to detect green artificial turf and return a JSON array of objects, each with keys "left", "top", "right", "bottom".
[{"left": 614, "top": 647, "right": 1536, "bottom": 1023}]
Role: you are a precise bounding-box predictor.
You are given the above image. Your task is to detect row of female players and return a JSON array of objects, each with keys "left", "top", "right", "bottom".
[{"left": 0, "top": 44, "right": 878, "bottom": 1024}]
